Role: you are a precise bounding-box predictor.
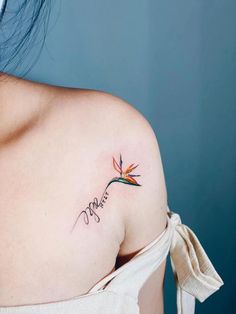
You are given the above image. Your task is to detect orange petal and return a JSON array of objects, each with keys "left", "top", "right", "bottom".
[
  {"left": 124, "top": 163, "right": 134, "bottom": 173},
  {"left": 125, "top": 176, "right": 138, "bottom": 184},
  {"left": 113, "top": 157, "right": 122, "bottom": 174},
  {"left": 124, "top": 163, "right": 139, "bottom": 174}
]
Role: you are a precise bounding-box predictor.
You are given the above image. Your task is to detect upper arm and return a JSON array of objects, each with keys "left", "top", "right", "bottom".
[
  {"left": 138, "top": 259, "right": 166, "bottom": 314},
  {"left": 109, "top": 95, "right": 168, "bottom": 257}
]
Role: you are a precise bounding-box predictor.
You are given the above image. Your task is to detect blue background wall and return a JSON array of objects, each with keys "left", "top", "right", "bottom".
[{"left": 7, "top": 0, "right": 236, "bottom": 312}]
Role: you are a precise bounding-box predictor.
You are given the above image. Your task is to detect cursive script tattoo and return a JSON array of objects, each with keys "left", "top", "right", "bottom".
[{"left": 70, "top": 154, "right": 141, "bottom": 233}]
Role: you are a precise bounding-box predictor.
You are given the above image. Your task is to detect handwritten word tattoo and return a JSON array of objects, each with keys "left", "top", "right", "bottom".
[{"left": 70, "top": 154, "right": 141, "bottom": 233}]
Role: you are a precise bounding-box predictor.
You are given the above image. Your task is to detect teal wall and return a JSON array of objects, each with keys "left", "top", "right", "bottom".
[{"left": 9, "top": 0, "right": 236, "bottom": 312}]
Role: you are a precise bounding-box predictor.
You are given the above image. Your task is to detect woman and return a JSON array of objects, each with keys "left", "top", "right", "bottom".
[{"left": 0, "top": 1, "right": 223, "bottom": 313}]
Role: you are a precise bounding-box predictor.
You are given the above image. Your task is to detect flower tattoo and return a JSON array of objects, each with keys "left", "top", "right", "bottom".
[
  {"left": 110, "top": 154, "right": 141, "bottom": 186},
  {"left": 70, "top": 154, "right": 141, "bottom": 232}
]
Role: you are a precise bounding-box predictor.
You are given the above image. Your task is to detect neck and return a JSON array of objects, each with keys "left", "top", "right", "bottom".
[{"left": 0, "top": 72, "right": 56, "bottom": 146}]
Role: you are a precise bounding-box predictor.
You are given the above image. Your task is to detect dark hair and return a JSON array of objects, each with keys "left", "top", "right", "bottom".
[{"left": 0, "top": 0, "right": 52, "bottom": 77}]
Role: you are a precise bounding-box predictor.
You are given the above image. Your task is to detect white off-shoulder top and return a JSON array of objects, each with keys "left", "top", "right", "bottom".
[{"left": 0, "top": 207, "right": 223, "bottom": 314}]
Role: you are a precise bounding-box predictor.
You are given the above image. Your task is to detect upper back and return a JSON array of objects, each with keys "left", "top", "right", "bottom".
[{"left": 0, "top": 81, "right": 167, "bottom": 307}]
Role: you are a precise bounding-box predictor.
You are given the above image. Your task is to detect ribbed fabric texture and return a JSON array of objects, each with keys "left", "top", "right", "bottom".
[{"left": 0, "top": 207, "right": 223, "bottom": 314}]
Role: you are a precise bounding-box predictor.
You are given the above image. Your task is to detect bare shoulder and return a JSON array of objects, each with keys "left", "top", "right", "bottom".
[
  {"left": 51, "top": 87, "right": 149, "bottom": 130},
  {"left": 52, "top": 86, "right": 163, "bottom": 151},
  {"left": 52, "top": 87, "right": 168, "bottom": 249}
]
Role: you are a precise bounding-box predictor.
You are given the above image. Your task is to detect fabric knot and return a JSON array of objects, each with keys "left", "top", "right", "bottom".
[
  {"left": 168, "top": 210, "right": 182, "bottom": 227},
  {"left": 167, "top": 211, "right": 224, "bottom": 313}
]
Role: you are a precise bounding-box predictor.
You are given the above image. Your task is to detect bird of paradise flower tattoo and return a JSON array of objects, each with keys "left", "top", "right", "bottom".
[{"left": 70, "top": 154, "right": 141, "bottom": 233}]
